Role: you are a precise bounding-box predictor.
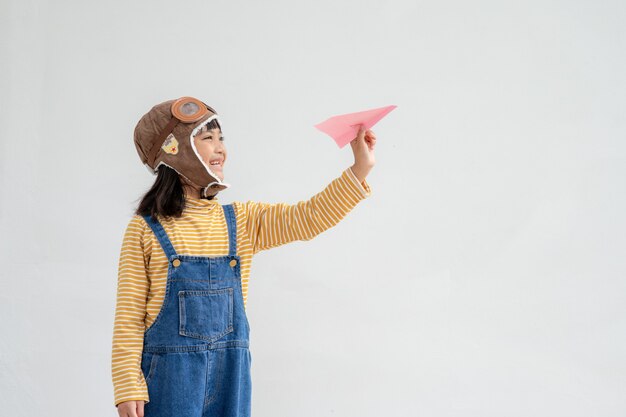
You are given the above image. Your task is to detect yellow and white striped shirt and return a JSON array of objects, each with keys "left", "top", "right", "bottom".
[{"left": 111, "top": 167, "right": 371, "bottom": 407}]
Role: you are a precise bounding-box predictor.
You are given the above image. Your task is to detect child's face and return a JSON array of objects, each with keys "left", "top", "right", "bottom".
[{"left": 193, "top": 125, "right": 226, "bottom": 181}]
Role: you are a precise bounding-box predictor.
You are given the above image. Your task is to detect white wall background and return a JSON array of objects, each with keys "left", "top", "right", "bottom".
[{"left": 1, "top": 0, "right": 625, "bottom": 416}]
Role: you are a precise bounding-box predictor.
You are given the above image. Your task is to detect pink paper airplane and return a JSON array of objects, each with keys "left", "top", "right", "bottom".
[{"left": 314, "top": 105, "right": 397, "bottom": 148}]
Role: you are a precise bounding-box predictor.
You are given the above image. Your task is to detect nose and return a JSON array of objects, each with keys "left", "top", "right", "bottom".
[{"left": 214, "top": 142, "right": 226, "bottom": 160}]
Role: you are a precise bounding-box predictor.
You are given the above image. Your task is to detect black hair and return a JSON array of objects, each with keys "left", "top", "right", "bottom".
[{"left": 134, "top": 118, "right": 221, "bottom": 219}]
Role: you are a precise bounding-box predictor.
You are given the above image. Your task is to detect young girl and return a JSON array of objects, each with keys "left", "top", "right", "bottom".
[{"left": 111, "top": 96, "right": 376, "bottom": 417}]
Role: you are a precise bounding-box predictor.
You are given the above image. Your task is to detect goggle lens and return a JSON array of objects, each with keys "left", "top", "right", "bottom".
[
  {"left": 171, "top": 97, "right": 209, "bottom": 123},
  {"left": 181, "top": 102, "right": 200, "bottom": 115}
]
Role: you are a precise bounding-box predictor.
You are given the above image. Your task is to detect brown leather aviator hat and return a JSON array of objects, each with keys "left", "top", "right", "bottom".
[{"left": 133, "top": 96, "right": 231, "bottom": 198}]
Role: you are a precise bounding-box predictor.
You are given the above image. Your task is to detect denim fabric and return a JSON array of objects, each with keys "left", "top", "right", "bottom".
[{"left": 140, "top": 204, "right": 252, "bottom": 417}]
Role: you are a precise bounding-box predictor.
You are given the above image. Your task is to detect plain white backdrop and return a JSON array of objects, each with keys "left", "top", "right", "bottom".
[{"left": 1, "top": 0, "right": 625, "bottom": 416}]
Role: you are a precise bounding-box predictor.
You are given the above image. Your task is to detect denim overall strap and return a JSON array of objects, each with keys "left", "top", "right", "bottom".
[
  {"left": 222, "top": 204, "right": 237, "bottom": 256},
  {"left": 141, "top": 214, "right": 178, "bottom": 260}
]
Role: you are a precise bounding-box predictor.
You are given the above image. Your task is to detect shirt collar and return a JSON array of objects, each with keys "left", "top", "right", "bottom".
[{"left": 184, "top": 195, "right": 220, "bottom": 212}]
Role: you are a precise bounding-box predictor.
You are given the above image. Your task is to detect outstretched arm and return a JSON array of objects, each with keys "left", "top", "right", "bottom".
[{"left": 239, "top": 126, "right": 376, "bottom": 254}]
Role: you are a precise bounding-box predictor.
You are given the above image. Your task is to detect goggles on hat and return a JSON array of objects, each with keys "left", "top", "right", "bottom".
[{"left": 146, "top": 96, "right": 218, "bottom": 168}]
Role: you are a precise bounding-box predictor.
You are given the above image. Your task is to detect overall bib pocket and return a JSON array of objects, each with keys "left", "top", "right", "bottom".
[{"left": 178, "top": 288, "right": 234, "bottom": 342}]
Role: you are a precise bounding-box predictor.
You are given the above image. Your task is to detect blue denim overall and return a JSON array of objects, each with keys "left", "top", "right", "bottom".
[{"left": 140, "top": 204, "right": 252, "bottom": 417}]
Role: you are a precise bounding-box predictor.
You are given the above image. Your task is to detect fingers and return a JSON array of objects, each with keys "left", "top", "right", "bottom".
[
  {"left": 351, "top": 125, "right": 365, "bottom": 146},
  {"left": 364, "top": 129, "right": 376, "bottom": 150},
  {"left": 352, "top": 126, "right": 377, "bottom": 147},
  {"left": 364, "top": 136, "right": 375, "bottom": 150},
  {"left": 358, "top": 124, "right": 366, "bottom": 140}
]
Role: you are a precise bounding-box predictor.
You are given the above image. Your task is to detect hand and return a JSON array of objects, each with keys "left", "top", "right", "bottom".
[
  {"left": 117, "top": 400, "right": 145, "bottom": 417},
  {"left": 349, "top": 124, "right": 376, "bottom": 182}
]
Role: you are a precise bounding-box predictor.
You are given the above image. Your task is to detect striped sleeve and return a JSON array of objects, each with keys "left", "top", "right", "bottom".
[
  {"left": 111, "top": 215, "right": 150, "bottom": 407},
  {"left": 242, "top": 166, "right": 372, "bottom": 254}
]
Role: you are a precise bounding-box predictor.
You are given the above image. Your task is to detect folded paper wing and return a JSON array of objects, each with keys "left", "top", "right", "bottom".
[{"left": 314, "top": 105, "right": 397, "bottom": 148}]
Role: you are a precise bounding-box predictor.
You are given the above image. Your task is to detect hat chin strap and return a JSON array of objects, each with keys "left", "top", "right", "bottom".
[
  {"left": 202, "top": 186, "right": 221, "bottom": 198},
  {"left": 182, "top": 175, "right": 226, "bottom": 198}
]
